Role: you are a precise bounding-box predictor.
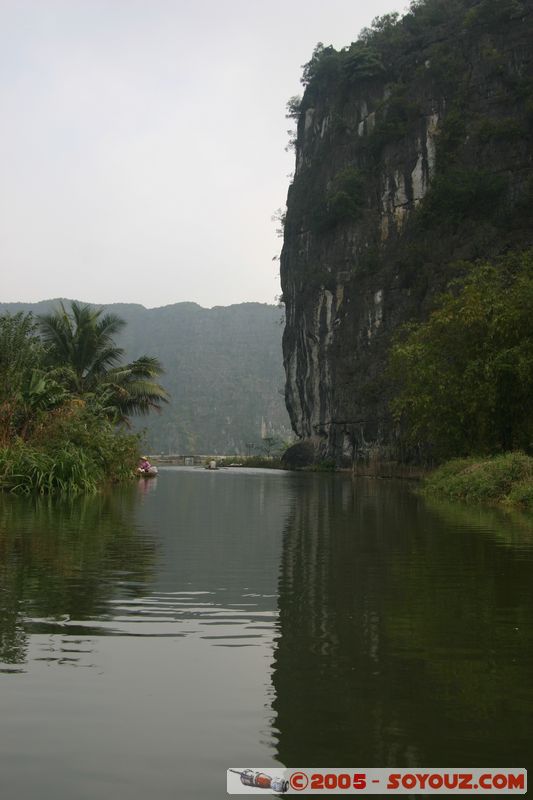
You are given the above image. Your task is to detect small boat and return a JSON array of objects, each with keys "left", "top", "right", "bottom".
[{"left": 137, "top": 465, "right": 158, "bottom": 478}]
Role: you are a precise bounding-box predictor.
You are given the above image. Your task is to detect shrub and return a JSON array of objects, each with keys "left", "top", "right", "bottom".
[
  {"left": 418, "top": 168, "right": 507, "bottom": 227},
  {"left": 312, "top": 167, "right": 365, "bottom": 232}
]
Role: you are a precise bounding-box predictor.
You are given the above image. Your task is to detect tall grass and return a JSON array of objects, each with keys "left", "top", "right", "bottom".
[
  {"left": 0, "top": 441, "right": 99, "bottom": 495},
  {"left": 0, "top": 413, "right": 140, "bottom": 495}
]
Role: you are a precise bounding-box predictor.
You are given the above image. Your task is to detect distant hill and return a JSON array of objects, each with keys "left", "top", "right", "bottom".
[{"left": 0, "top": 299, "right": 291, "bottom": 454}]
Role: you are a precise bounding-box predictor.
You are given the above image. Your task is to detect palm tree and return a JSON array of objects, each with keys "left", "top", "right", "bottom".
[{"left": 38, "top": 301, "right": 168, "bottom": 421}]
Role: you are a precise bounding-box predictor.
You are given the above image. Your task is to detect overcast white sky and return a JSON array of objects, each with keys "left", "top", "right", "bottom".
[{"left": 0, "top": 0, "right": 404, "bottom": 308}]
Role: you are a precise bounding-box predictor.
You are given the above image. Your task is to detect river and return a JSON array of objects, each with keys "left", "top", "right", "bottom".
[{"left": 0, "top": 467, "right": 532, "bottom": 798}]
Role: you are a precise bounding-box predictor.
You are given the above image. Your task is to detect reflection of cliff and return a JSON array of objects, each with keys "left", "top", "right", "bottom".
[
  {"left": 0, "top": 489, "right": 155, "bottom": 667},
  {"left": 272, "top": 476, "right": 533, "bottom": 769},
  {"left": 272, "top": 475, "right": 423, "bottom": 767}
]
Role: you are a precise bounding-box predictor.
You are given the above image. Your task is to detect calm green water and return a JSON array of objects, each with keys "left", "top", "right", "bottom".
[{"left": 0, "top": 468, "right": 532, "bottom": 798}]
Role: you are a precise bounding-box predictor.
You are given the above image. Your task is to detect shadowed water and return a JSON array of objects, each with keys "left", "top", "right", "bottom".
[{"left": 0, "top": 467, "right": 532, "bottom": 798}]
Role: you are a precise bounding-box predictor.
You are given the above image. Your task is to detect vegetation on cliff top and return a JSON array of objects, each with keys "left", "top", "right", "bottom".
[
  {"left": 298, "top": 0, "right": 528, "bottom": 97},
  {"left": 0, "top": 304, "right": 167, "bottom": 494},
  {"left": 286, "top": 0, "right": 531, "bottom": 237}
]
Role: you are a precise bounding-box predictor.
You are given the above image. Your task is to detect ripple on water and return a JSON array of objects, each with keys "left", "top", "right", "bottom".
[{"left": 18, "top": 591, "right": 279, "bottom": 650}]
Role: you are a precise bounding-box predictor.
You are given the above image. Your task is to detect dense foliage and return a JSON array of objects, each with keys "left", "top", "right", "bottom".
[
  {"left": 0, "top": 303, "right": 167, "bottom": 494},
  {"left": 390, "top": 250, "right": 533, "bottom": 460}
]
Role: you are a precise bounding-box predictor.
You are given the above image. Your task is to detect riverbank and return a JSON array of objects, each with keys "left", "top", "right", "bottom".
[{"left": 423, "top": 452, "right": 533, "bottom": 509}]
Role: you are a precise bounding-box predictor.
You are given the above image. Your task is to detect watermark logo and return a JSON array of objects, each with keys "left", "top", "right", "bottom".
[
  {"left": 228, "top": 770, "right": 289, "bottom": 793},
  {"left": 227, "top": 768, "right": 527, "bottom": 794}
]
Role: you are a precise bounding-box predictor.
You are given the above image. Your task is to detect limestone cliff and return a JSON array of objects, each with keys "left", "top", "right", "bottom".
[{"left": 281, "top": 0, "right": 533, "bottom": 464}]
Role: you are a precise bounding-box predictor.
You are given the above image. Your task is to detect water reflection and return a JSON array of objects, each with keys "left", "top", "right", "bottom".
[
  {"left": 0, "top": 469, "right": 292, "bottom": 672},
  {"left": 1, "top": 469, "right": 532, "bottom": 799},
  {"left": 0, "top": 488, "right": 156, "bottom": 671},
  {"left": 272, "top": 475, "right": 533, "bottom": 772},
  {"left": 0, "top": 468, "right": 292, "bottom": 800}
]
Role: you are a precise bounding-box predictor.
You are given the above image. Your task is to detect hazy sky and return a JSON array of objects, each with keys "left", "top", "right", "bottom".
[{"left": 1, "top": 0, "right": 403, "bottom": 308}]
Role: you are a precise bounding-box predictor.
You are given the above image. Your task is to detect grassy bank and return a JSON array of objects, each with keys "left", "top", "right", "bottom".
[
  {"left": 424, "top": 452, "right": 533, "bottom": 509},
  {"left": 0, "top": 402, "right": 140, "bottom": 495}
]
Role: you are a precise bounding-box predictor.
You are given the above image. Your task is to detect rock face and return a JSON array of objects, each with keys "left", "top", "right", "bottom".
[{"left": 281, "top": 0, "right": 533, "bottom": 464}]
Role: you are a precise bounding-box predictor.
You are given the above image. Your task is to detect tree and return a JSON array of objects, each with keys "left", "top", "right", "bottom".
[
  {"left": 261, "top": 436, "right": 279, "bottom": 457},
  {"left": 285, "top": 95, "right": 302, "bottom": 120},
  {"left": 389, "top": 251, "right": 533, "bottom": 460},
  {"left": 38, "top": 301, "right": 168, "bottom": 422},
  {"left": 301, "top": 43, "right": 340, "bottom": 87}
]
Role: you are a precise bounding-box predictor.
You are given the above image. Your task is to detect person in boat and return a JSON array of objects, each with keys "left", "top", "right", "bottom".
[{"left": 138, "top": 456, "right": 152, "bottom": 473}]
